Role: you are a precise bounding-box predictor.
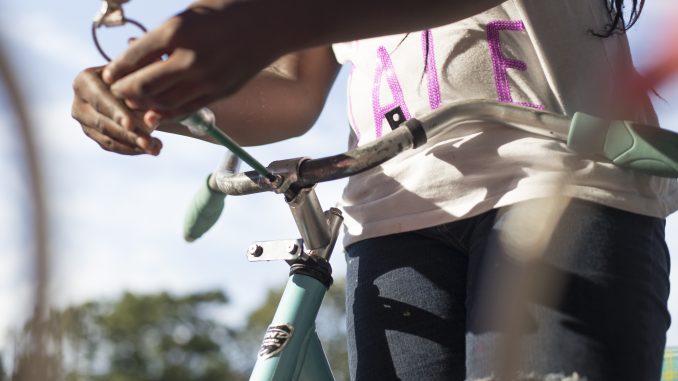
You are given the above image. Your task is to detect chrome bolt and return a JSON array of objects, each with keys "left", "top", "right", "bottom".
[
  {"left": 287, "top": 243, "right": 299, "bottom": 254},
  {"left": 248, "top": 244, "right": 263, "bottom": 257}
]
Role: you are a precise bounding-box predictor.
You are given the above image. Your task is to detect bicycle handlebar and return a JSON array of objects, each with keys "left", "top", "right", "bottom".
[
  {"left": 182, "top": 120, "right": 419, "bottom": 241},
  {"left": 213, "top": 120, "right": 423, "bottom": 196},
  {"left": 183, "top": 100, "right": 678, "bottom": 241}
]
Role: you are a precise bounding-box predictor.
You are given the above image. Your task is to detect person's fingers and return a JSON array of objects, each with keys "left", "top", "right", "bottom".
[
  {"left": 145, "top": 92, "right": 216, "bottom": 124},
  {"left": 144, "top": 110, "right": 163, "bottom": 128},
  {"left": 131, "top": 109, "right": 156, "bottom": 133},
  {"left": 137, "top": 75, "right": 214, "bottom": 117},
  {"left": 73, "top": 68, "right": 135, "bottom": 130},
  {"left": 135, "top": 135, "right": 163, "bottom": 154},
  {"left": 109, "top": 53, "right": 188, "bottom": 104},
  {"left": 103, "top": 19, "right": 177, "bottom": 84},
  {"left": 81, "top": 125, "right": 147, "bottom": 155},
  {"left": 73, "top": 101, "right": 161, "bottom": 154},
  {"left": 72, "top": 101, "right": 144, "bottom": 145},
  {"left": 123, "top": 37, "right": 164, "bottom": 73}
]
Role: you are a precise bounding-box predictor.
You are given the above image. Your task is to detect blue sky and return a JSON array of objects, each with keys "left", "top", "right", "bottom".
[{"left": 0, "top": 0, "right": 677, "bottom": 348}]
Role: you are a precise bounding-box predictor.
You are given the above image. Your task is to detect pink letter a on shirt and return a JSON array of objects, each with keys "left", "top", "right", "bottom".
[{"left": 372, "top": 46, "right": 412, "bottom": 138}]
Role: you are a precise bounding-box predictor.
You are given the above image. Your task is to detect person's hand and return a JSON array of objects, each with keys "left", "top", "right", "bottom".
[
  {"left": 102, "top": 0, "right": 284, "bottom": 125},
  {"left": 72, "top": 66, "right": 162, "bottom": 155}
]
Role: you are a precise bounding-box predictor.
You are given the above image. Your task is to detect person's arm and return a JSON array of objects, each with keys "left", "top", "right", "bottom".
[
  {"left": 71, "top": 46, "right": 339, "bottom": 154},
  {"left": 158, "top": 46, "right": 340, "bottom": 146},
  {"left": 103, "top": 0, "right": 505, "bottom": 124}
]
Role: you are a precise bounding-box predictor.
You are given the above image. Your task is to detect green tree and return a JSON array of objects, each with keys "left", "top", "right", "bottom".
[
  {"left": 5, "top": 290, "right": 245, "bottom": 381},
  {"left": 3, "top": 281, "right": 348, "bottom": 381},
  {"left": 78, "top": 290, "right": 243, "bottom": 381}
]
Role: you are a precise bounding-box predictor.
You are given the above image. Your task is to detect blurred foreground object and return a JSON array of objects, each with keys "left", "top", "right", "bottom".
[
  {"left": 637, "top": 5, "right": 678, "bottom": 93},
  {"left": 0, "top": 36, "right": 49, "bottom": 380}
]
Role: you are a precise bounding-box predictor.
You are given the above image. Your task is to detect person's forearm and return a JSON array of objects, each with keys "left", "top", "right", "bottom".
[
  {"left": 155, "top": 71, "right": 324, "bottom": 146},
  {"left": 257, "top": 0, "right": 506, "bottom": 54},
  {"left": 157, "top": 47, "right": 340, "bottom": 146}
]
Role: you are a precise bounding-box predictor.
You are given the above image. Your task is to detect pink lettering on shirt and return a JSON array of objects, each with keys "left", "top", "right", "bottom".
[
  {"left": 347, "top": 64, "right": 361, "bottom": 142},
  {"left": 422, "top": 30, "right": 442, "bottom": 110},
  {"left": 373, "top": 46, "right": 411, "bottom": 138},
  {"left": 487, "top": 21, "right": 543, "bottom": 110}
]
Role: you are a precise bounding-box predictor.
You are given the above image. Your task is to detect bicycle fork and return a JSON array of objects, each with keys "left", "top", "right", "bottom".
[{"left": 246, "top": 186, "right": 343, "bottom": 381}]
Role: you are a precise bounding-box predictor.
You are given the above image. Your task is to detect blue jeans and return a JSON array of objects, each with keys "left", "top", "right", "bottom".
[{"left": 345, "top": 199, "right": 670, "bottom": 380}]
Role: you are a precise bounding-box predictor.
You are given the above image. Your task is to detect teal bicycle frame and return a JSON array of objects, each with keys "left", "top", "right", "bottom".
[
  {"left": 249, "top": 274, "right": 335, "bottom": 381},
  {"left": 244, "top": 186, "right": 344, "bottom": 381},
  {"left": 181, "top": 100, "right": 678, "bottom": 381}
]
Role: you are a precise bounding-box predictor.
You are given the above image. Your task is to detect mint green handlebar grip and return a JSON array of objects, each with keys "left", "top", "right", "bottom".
[
  {"left": 568, "top": 113, "right": 678, "bottom": 178},
  {"left": 183, "top": 175, "right": 226, "bottom": 242}
]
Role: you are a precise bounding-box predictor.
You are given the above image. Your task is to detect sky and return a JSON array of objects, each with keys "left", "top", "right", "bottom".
[{"left": 0, "top": 0, "right": 677, "bottom": 350}]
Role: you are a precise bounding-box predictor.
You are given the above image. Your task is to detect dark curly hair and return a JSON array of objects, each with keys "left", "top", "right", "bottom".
[{"left": 599, "top": 0, "right": 646, "bottom": 37}]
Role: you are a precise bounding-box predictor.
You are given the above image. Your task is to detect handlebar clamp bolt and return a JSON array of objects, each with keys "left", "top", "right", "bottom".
[
  {"left": 248, "top": 244, "right": 264, "bottom": 257},
  {"left": 287, "top": 243, "right": 299, "bottom": 255}
]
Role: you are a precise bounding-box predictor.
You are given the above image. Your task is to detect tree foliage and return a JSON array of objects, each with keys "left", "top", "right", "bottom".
[
  {"left": 3, "top": 279, "right": 347, "bottom": 381},
  {"left": 9, "top": 290, "right": 242, "bottom": 381}
]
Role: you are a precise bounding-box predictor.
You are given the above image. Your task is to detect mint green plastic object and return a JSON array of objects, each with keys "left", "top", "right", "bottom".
[
  {"left": 183, "top": 176, "right": 226, "bottom": 242},
  {"left": 568, "top": 113, "right": 678, "bottom": 178}
]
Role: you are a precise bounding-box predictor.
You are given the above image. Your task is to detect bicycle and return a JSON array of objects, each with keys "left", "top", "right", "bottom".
[
  {"left": 179, "top": 100, "right": 678, "bottom": 381},
  {"left": 90, "top": 2, "right": 678, "bottom": 379}
]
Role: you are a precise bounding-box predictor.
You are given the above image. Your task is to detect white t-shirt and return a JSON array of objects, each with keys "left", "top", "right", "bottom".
[{"left": 332, "top": 0, "right": 678, "bottom": 246}]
